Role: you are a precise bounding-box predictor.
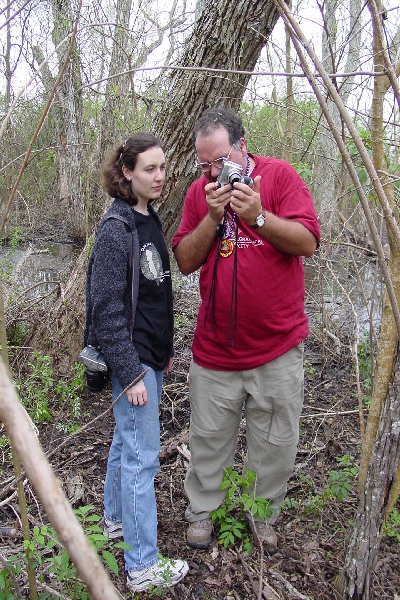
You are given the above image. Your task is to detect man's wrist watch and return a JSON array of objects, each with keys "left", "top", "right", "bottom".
[{"left": 251, "top": 210, "right": 266, "bottom": 229}]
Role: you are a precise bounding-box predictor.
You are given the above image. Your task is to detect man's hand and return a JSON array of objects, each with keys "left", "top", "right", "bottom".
[
  {"left": 127, "top": 379, "right": 148, "bottom": 405},
  {"left": 229, "top": 175, "right": 317, "bottom": 256},
  {"left": 229, "top": 175, "right": 262, "bottom": 226},
  {"left": 205, "top": 181, "right": 232, "bottom": 224}
]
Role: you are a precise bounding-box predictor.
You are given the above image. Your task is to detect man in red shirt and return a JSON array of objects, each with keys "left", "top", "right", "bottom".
[{"left": 173, "top": 107, "right": 320, "bottom": 553}]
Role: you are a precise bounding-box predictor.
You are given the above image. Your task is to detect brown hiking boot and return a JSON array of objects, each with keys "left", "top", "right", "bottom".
[
  {"left": 251, "top": 522, "right": 278, "bottom": 555},
  {"left": 186, "top": 518, "right": 213, "bottom": 549}
]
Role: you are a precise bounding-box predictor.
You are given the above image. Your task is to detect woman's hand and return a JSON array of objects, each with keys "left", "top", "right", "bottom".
[
  {"left": 164, "top": 357, "right": 173, "bottom": 373},
  {"left": 126, "top": 379, "right": 148, "bottom": 405}
]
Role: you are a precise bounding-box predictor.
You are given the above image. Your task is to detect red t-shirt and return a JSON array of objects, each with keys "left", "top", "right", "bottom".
[{"left": 172, "top": 155, "right": 320, "bottom": 371}]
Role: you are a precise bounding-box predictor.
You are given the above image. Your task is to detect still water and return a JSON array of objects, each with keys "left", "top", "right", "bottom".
[
  {"left": 2, "top": 243, "right": 382, "bottom": 335},
  {"left": 1, "top": 242, "right": 79, "bottom": 300}
]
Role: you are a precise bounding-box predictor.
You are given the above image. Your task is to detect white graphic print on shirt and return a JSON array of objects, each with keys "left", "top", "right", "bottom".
[{"left": 140, "top": 242, "right": 171, "bottom": 285}]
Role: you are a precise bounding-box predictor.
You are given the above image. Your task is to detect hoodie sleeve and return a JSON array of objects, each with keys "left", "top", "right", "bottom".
[{"left": 89, "top": 219, "right": 144, "bottom": 389}]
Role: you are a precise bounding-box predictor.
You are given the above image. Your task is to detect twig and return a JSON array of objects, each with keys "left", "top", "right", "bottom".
[
  {"left": 258, "top": 545, "right": 265, "bottom": 600},
  {"left": 14, "top": 281, "right": 61, "bottom": 300},
  {"left": 302, "top": 408, "right": 365, "bottom": 418},
  {"left": 270, "top": 569, "right": 312, "bottom": 599},
  {"left": 45, "top": 368, "right": 150, "bottom": 461},
  {"left": 239, "top": 553, "right": 262, "bottom": 599},
  {"left": 36, "top": 580, "right": 74, "bottom": 600},
  {"left": 0, "top": 369, "right": 150, "bottom": 500}
]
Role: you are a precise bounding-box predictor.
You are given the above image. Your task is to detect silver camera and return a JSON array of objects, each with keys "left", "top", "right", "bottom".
[
  {"left": 78, "top": 345, "right": 108, "bottom": 372},
  {"left": 217, "top": 160, "right": 253, "bottom": 188}
]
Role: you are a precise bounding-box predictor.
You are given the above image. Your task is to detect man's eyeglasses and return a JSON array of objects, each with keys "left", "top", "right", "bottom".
[{"left": 196, "top": 146, "right": 234, "bottom": 173}]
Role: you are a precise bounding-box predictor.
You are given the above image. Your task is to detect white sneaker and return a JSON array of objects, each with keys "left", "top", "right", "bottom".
[
  {"left": 102, "top": 517, "right": 123, "bottom": 540},
  {"left": 126, "top": 556, "right": 189, "bottom": 592}
]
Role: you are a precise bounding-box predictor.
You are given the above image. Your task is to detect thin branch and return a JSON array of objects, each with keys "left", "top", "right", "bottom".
[
  {"left": 81, "top": 65, "right": 391, "bottom": 90},
  {"left": 0, "top": 358, "right": 121, "bottom": 600},
  {"left": 273, "top": 0, "right": 400, "bottom": 338},
  {"left": 0, "top": 367, "right": 151, "bottom": 504}
]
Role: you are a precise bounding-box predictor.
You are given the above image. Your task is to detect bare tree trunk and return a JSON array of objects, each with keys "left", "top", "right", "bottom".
[
  {"left": 50, "top": 0, "right": 85, "bottom": 240},
  {"left": 86, "top": 0, "right": 134, "bottom": 233},
  {"left": 312, "top": 0, "right": 362, "bottom": 234},
  {"left": 2, "top": 0, "right": 12, "bottom": 241},
  {"left": 153, "top": 0, "right": 281, "bottom": 242},
  {"left": 337, "top": 344, "right": 400, "bottom": 599},
  {"left": 284, "top": 0, "right": 293, "bottom": 164}
]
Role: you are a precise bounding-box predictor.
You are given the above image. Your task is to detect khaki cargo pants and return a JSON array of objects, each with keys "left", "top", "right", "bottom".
[{"left": 185, "top": 343, "right": 304, "bottom": 523}]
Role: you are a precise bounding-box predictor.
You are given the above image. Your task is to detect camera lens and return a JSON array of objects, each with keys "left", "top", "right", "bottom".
[
  {"left": 85, "top": 369, "right": 105, "bottom": 393},
  {"left": 228, "top": 172, "right": 241, "bottom": 185},
  {"left": 240, "top": 175, "right": 254, "bottom": 188}
]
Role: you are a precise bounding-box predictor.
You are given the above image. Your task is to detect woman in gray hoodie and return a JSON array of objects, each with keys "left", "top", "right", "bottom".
[{"left": 85, "top": 133, "right": 188, "bottom": 593}]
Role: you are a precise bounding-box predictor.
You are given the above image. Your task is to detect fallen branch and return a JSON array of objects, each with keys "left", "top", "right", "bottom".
[
  {"left": 0, "top": 358, "right": 121, "bottom": 600},
  {"left": 270, "top": 569, "right": 312, "bottom": 599},
  {"left": 159, "top": 430, "right": 189, "bottom": 463},
  {"left": 0, "top": 369, "right": 151, "bottom": 503}
]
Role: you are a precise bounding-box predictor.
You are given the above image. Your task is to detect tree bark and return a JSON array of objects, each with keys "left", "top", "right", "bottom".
[
  {"left": 50, "top": 0, "right": 85, "bottom": 240},
  {"left": 337, "top": 343, "right": 400, "bottom": 599},
  {"left": 152, "top": 0, "right": 281, "bottom": 242}
]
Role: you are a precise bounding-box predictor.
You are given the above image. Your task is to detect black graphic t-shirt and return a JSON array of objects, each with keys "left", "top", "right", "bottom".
[{"left": 132, "top": 210, "right": 172, "bottom": 371}]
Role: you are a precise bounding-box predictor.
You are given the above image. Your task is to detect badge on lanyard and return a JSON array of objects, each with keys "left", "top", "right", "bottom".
[{"left": 219, "top": 238, "right": 234, "bottom": 257}]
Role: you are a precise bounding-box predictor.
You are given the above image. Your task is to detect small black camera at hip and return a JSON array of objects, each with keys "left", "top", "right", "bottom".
[{"left": 85, "top": 369, "right": 107, "bottom": 393}]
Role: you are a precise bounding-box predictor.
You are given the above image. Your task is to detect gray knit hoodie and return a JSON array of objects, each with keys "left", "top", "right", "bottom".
[{"left": 84, "top": 198, "right": 174, "bottom": 390}]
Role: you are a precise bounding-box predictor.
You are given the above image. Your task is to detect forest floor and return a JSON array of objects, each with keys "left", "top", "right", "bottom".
[{"left": 1, "top": 279, "right": 399, "bottom": 600}]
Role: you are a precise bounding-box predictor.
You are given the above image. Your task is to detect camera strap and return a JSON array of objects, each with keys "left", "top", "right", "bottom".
[{"left": 204, "top": 208, "right": 238, "bottom": 347}]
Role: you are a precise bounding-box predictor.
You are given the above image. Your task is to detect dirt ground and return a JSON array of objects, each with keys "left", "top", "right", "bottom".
[{"left": 1, "top": 286, "right": 399, "bottom": 600}]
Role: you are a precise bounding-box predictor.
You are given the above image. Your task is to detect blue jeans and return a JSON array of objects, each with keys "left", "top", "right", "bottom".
[{"left": 104, "top": 365, "right": 163, "bottom": 571}]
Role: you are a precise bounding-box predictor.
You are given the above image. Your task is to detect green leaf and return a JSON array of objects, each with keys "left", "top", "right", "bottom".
[
  {"left": 84, "top": 515, "right": 101, "bottom": 522},
  {"left": 102, "top": 550, "right": 119, "bottom": 575},
  {"left": 114, "top": 541, "right": 133, "bottom": 550},
  {"left": 219, "top": 480, "right": 232, "bottom": 490},
  {"left": 87, "top": 524, "right": 103, "bottom": 533},
  {"left": 61, "top": 550, "right": 70, "bottom": 570},
  {"left": 89, "top": 533, "right": 108, "bottom": 541}
]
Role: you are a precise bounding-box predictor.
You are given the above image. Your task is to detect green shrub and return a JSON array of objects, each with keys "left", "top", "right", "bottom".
[{"left": 210, "top": 468, "right": 274, "bottom": 552}]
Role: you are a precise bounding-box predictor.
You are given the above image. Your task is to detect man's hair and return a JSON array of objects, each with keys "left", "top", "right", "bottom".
[
  {"left": 100, "top": 132, "right": 163, "bottom": 206},
  {"left": 193, "top": 107, "right": 245, "bottom": 146}
]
